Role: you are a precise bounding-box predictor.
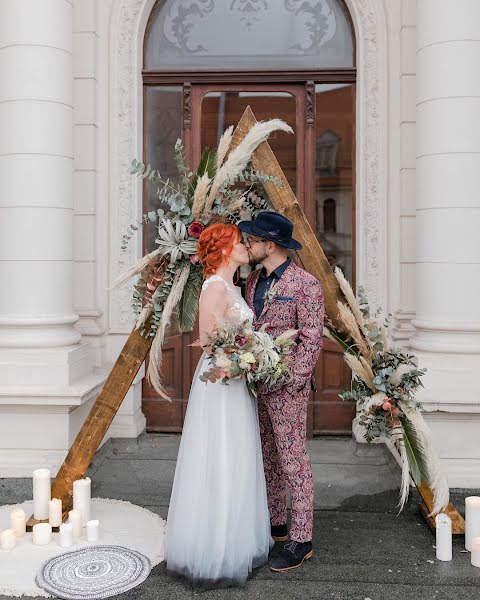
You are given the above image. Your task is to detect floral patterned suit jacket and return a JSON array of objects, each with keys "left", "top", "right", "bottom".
[{"left": 245, "top": 261, "right": 325, "bottom": 391}]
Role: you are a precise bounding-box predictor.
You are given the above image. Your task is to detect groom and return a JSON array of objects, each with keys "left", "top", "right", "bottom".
[{"left": 238, "top": 211, "right": 324, "bottom": 572}]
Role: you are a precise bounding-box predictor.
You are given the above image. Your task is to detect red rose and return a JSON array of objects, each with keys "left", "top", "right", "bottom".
[{"left": 188, "top": 221, "right": 204, "bottom": 238}]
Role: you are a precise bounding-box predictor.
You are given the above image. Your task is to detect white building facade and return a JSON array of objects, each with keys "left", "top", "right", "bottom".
[{"left": 0, "top": 0, "right": 479, "bottom": 487}]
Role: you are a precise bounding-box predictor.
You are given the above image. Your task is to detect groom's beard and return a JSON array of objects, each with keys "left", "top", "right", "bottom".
[{"left": 248, "top": 249, "right": 268, "bottom": 266}]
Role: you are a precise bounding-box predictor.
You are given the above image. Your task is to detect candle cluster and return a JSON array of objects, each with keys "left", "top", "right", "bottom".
[
  {"left": 0, "top": 470, "right": 99, "bottom": 551},
  {"left": 0, "top": 508, "right": 26, "bottom": 551},
  {"left": 433, "top": 496, "right": 480, "bottom": 566},
  {"left": 465, "top": 496, "right": 480, "bottom": 568}
]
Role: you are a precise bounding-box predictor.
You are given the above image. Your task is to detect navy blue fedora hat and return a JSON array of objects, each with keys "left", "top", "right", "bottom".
[{"left": 238, "top": 210, "right": 302, "bottom": 250}]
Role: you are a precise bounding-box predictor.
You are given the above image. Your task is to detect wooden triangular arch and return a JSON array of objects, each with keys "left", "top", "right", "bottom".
[{"left": 27, "top": 107, "right": 463, "bottom": 535}]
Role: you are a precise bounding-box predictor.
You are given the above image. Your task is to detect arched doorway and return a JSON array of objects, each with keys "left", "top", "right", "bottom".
[{"left": 141, "top": 0, "right": 356, "bottom": 436}]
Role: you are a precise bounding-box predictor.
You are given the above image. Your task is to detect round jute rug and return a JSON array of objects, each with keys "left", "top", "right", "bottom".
[{"left": 0, "top": 498, "right": 165, "bottom": 597}]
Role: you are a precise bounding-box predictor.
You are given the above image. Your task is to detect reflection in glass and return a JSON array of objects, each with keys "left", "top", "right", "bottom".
[
  {"left": 315, "top": 83, "right": 354, "bottom": 283},
  {"left": 200, "top": 91, "right": 297, "bottom": 193},
  {"left": 145, "top": 0, "right": 354, "bottom": 70},
  {"left": 145, "top": 86, "right": 183, "bottom": 253},
  {"left": 144, "top": 86, "right": 183, "bottom": 336}
]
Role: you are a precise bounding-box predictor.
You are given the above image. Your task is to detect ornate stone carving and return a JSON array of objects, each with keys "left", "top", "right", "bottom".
[
  {"left": 306, "top": 80, "right": 315, "bottom": 126},
  {"left": 109, "top": 0, "right": 146, "bottom": 332},
  {"left": 183, "top": 82, "right": 192, "bottom": 128},
  {"left": 110, "top": 0, "right": 387, "bottom": 331}
]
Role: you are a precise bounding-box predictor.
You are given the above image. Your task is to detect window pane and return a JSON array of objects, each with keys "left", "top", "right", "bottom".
[
  {"left": 145, "top": 0, "right": 354, "bottom": 70},
  {"left": 144, "top": 86, "right": 182, "bottom": 253},
  {"left": 200, "top": 91, "right": 297, "bottom": 193},
  {"left": 144, "top": 86, "right": 183, "bottom": 337},
  {"left": 315, "top": 83, "right": 354, "bottom": 283}
]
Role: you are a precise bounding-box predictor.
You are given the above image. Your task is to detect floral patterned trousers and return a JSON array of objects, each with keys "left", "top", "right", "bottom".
[{"left": 258, "top": 386, "right": 314, "bottom": 543}]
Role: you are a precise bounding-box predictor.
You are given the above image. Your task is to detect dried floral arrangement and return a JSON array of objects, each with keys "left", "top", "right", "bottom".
[
  {"left": 327, "top": 268, "right": 449, "bottom": 514},
  {"left": 199, "top": 320, "right": 297, "bottom": 397},
  {"left": 114, "top": 120, "right": 291, "bottom": 398}
]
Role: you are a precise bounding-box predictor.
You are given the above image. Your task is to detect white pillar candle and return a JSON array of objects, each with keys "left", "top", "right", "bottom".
[
  {"left": 73, "top": 478, "right": 91, "bottom": 526},
  {"left": 33, "top": 468, "right": 51, "bottom": 520},
  {"left": 86, "top": 520, "right": 99, "bottom": 542},
  {"left": 49, "top": 498, "right": 62, "bottom": 527},
  {"left": 471, "top": 537, "right": 480, "bottom": 568},
  {"left": 0, "top": 529, "right": 16, "bottom": 551},
  {"left": 465, "top": 496, "right": 480, "bottom": 551},
  {"left": 32, "top": 523, "right": 52, "bottom": 546},
  {"left": 435, "top": 513, "right": 452, "bottom": 561},
  {"left": 9, "top": 508, "right": 26, "bottom": 537},
  {"left": 68, "top": 509, "right": 82, "bottom": 538},
  {"left": 59, "top": 523, "right": 73, "bottom": 548}
]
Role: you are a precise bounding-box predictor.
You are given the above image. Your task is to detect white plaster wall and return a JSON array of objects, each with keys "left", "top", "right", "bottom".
[
  {"left": 71, "top": 0, "right": 145, "bottom": 440},
  {"left": 389, "top": 0, "right": 417, "bottom": 345},
  {"left": 73, "top": 0, "right": 106, "bottom": 367}
]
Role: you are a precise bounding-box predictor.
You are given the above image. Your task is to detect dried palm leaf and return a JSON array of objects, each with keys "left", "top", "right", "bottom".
[
  {"left": 146, "top": 264, "right": 191, "bottom": 398},
  {"left": 396, "top": 429, "right": 412, "bottom": 513},
  {"left": 399, "top": 404, "right": 449, "bottom": 515}
]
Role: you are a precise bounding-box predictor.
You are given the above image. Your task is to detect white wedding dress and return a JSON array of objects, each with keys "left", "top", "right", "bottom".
[{"left": 164, "top": 275, "right": 273, "bottom": 588}]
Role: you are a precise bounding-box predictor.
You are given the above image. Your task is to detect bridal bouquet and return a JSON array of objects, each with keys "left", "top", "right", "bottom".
[{"left": 199, "top": 321, "right": 297, "bottom": 397}]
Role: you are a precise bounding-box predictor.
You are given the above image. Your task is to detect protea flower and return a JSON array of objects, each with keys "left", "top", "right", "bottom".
[
  {"left": 188, "top": 221, "right": 204, "bottom": 238},
  {"left": 156, "top": 218, "right": 198, "bottom": 262}
]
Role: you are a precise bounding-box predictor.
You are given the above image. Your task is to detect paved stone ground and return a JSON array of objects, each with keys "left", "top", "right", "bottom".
[{"left": 1, "top": 433, "right": 479, "bottom": 599}]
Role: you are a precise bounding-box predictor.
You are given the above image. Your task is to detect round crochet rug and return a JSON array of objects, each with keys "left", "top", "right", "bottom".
[
  {"left": 0, "top": 498, "right": 165, "bottom": 598},
  {"left": 36, "top": 545, "right": 151, "bottom": 600}
]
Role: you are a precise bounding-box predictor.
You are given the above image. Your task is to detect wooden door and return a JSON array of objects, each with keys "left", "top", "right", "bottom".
[
  {"left": 142, "top": 81, "right": 356, "bottom": 435},
  {"left": 308, "top": 83, "right": 357, "bottom": 434}
]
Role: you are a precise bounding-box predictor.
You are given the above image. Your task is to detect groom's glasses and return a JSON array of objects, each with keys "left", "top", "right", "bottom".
[{"left": 243, "top": 236, "right": 267, "bottom": 248}]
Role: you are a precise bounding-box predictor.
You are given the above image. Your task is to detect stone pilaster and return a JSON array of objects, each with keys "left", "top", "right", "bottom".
[{"left": 410, "top": 0, "right": 480, "bottom": 486}]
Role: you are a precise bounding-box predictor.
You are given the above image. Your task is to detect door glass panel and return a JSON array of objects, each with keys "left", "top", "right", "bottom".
[
  {"left": 200, "top": 91, "right": 297, "bottom": 194},
  {"left": 314, "top": 83, "right": 354, "bottom": 283},
  {"left": 144, "top": 86, "right": 183, "bottom": 337},
  {"left": 145, "top": 86, "right": 183, "bottom": 253},
  {"left": 145, "top": 0, "right": 354, "bottom": 70},
  {"left": 200, "top": 90, "right": 298, "bottom": 283}
]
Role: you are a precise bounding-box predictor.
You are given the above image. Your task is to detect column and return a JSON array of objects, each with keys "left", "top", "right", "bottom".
[
  {"left": 0, "top": 0, "right": 105, "bottom": 477},
  {"left": 0, "top": 0, "right": 80, "bottom": 349},
  {"left": 410, "top": 0, "right": 480, "bottom": 486}
]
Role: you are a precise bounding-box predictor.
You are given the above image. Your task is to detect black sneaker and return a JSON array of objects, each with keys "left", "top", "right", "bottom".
[
  {"left": 271, "top": 524, "right": 288, "bottom": 542},
  {"left": 270, "top": 540, "right": 313, "bottom": 572}
]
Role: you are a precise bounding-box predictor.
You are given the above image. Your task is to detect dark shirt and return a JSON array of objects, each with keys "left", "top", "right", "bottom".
[{"left": 253, "top": 258, "right": 291, "bottom": 318}]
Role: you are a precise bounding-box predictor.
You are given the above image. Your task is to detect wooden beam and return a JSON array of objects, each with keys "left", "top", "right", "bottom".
[
  {"left": 417, "top": 481, "right": 465, "bottom": 535},
  {"left": 26, "top": 326, "right": 152, "bottom": 529}
]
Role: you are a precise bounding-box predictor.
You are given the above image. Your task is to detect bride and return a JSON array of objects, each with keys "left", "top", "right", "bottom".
[{"left": 164, "top": 223, "right": 273, "bottom": 588}]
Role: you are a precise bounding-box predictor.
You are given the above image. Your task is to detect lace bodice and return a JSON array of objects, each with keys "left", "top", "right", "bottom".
[{"left": 201, "top": 275, "right": 254, "bottom": 325}]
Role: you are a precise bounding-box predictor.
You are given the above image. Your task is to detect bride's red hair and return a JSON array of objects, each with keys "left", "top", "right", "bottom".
[{"left": 197, "top": 223, "right": 241, "bottom": 276}]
